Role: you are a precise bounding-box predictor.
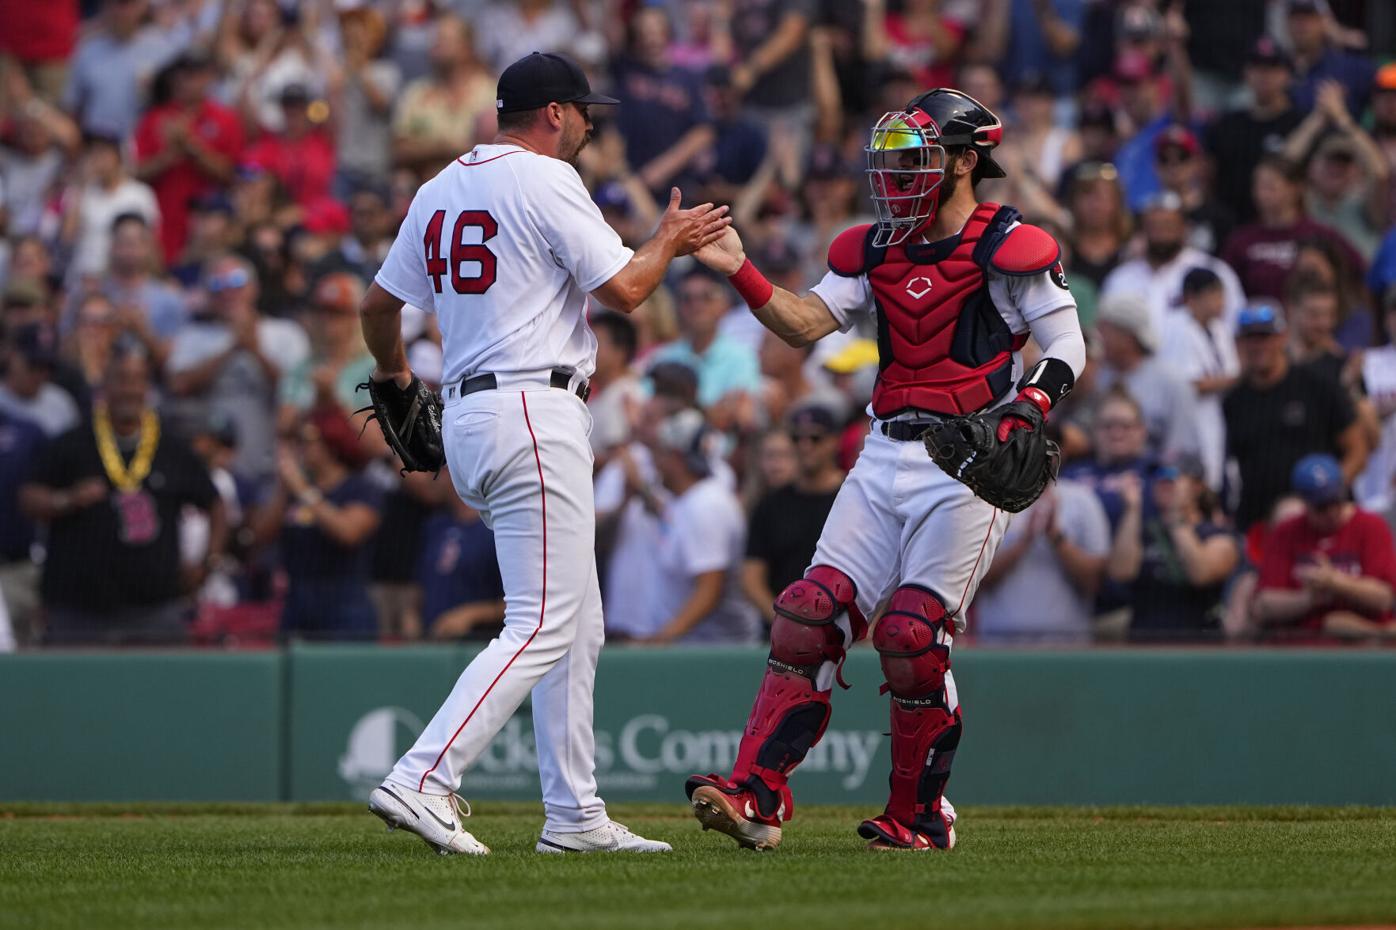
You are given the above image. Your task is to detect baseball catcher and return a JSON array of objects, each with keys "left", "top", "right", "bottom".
[{"left": 684, "top": 88, "right": 1086, "bottom": 850}]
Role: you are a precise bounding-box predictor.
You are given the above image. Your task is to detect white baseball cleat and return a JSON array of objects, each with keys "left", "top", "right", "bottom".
[
  {"left": 368, "top": 781, "right": 490, "bottom": 856},
  {"left": 536, "top": 820, "right": 673, "bottom": 854}
]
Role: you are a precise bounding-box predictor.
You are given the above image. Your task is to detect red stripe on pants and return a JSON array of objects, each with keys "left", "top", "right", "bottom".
[{"left": 417, "top": 391, "right": 548, "bottom": 792}]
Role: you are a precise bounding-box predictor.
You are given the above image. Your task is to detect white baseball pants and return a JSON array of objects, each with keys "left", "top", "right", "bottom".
[
  {"left": 810, "top": 423, "right": 1011, "bottom": 633},
  {"left": 389, "top": 378, "right": 607, "bottom": 833}
]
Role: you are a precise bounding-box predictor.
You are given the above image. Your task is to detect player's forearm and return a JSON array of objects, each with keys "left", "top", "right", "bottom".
[
  {"left": 360, "top": 282, "right": 410, "bottom": 378},
  {"left": 602, "top": 236, "right": 679, "bottom": 313},
  {"left": 747, "top": 287, "right": 839, "bottom": 347}
]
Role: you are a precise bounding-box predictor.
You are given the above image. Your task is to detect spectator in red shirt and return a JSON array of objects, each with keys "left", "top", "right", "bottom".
[
  {"left": 134, "top": 52, "right": 243, "bottom": 265},
  {"left": 0, "top": 0, "right": 78, "bottom": 106},
  {"left": 1253, "top": 454, "right": 1396, "bottom": 642},
  {"left": 1221, "top": 154, "right": 1365, "bottom": 302},
  {"left": 242, "top": 84, "right": 336, "bottom": 212}
]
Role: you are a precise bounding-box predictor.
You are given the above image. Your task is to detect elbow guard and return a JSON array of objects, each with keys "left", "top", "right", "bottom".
[{"left": 1017, "top": 356, "right": 1076, "bottom": 411}]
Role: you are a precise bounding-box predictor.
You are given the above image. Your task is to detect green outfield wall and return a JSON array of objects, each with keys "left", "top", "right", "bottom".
[{"left": 3, "top": 647, "right": 1394, "bottom": 805}]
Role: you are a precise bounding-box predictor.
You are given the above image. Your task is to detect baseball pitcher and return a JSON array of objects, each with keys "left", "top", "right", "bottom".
[{"left": 358, "top": 52, "right": 729, "bottom": 855}]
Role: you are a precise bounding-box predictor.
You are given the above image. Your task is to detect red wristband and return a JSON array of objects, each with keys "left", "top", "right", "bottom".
[
  {"left": 728, "top": 258, "right": 774, "bottom": 309},
  {"left": 1019, "top": 386, "right": 1053, "bottom": 417}
]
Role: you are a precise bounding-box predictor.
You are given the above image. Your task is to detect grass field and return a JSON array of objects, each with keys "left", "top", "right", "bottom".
[{"left": 3, "top": 803, "right": 1395, "bottom": 930}]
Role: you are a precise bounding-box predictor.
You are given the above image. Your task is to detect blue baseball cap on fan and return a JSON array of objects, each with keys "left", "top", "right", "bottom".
[
  {"left": 1235, "top": 302, "right": 1286, "bottom": 336},
  {"left": 1291, "top": 454, "right": 1345, "bottom": 506}
]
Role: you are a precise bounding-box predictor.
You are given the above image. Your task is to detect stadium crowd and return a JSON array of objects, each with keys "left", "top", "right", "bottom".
[{"left": 1, "top": 0, "right": 1394, "bottom": 650}]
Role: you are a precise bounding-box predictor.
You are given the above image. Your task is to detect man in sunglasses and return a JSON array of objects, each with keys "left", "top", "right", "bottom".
[{"left": 685, "top": 88, "right": 1086, "bottom": 851}]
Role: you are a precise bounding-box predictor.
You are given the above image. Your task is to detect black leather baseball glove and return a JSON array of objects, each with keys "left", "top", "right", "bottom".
[
  {"left": 358, "top": 375, "right": 445, "bottom": 473},
  {"left": 921, "top": 400, "right": 1061, "bottom": 513}
]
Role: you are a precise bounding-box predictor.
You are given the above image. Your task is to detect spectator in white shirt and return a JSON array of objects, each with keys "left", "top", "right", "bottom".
[
  {"left": 1355, "top": 287, "right": 1396, "bottom": 516},
  {"left": 1159, "top": 268, "right": 1240, "bottom": 490},
  {"left": 635, "top": 408, "right": 760, "bottom": 645},
  {"left": 60, "top": 133, "right": 160, "bottom": 280},
  {"left": 1101, "top": 191, "right": 1246, "bottom": 334},
  {"left": 0, "top": 323, "right": 79, "bottom": 437},
  {"left": 1094, "top": 291, "right": 1200, "bottom": 463},
  {"left": 975, "top": 478, "right": 1112, "bottom": 645}
]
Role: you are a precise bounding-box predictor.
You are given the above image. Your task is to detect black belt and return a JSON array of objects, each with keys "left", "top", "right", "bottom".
[
  {"left": 453, "top": 369, "right": 590, "bottom": 402},
  {"left": 879, "top": 419, "right": 942, "bottom": 442}
]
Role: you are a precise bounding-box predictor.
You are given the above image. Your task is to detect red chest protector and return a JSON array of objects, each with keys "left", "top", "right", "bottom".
[{"left": 828, "top": 202, "right": 1061, "bottom": 418}]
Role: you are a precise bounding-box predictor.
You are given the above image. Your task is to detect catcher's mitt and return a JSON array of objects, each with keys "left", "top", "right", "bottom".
[
  {"left": 921, "top": 400, "right": 1061, "bottom": 513},
  {"left": 358, "top": 375, "right": 445, "bottom": 473}
]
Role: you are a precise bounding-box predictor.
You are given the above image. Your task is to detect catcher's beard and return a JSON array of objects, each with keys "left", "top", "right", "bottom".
[{"left": 908, "top": 153, "right": 961, "bottom": 239}]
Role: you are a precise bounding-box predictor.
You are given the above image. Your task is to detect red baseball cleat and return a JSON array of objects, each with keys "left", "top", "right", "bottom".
[
  {"left": 685, "top": 774, "right": 787, "bottom": 851},
  {"left": 857, "top": 813, "right": 957, "bottom": 851}
]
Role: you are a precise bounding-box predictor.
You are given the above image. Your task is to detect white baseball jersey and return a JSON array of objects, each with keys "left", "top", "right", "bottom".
[{"left": 375, "top": 143, "right": 634, "bottom": 384}]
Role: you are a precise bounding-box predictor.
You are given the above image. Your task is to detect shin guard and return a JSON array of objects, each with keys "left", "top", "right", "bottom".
[
  {"left": 871, "top": 586, "right": 960, "bottom": 847},
  {"left": 726, "top": 565, "right": 866, "bottom": 821}
]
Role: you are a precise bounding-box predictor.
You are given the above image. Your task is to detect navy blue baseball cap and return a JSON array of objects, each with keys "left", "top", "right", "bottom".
[
  {"left": 1291, "top": 453, "right": 1345, "bottom": 506},
  {"left": 496, "top": 52, "right": 618, "bottom": 114}
]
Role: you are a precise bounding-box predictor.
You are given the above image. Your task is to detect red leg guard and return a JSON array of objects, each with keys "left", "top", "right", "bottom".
[
  {"left": 870, "top": 585, "right": 959, "bottom": 848},
  {"left": 724, "top": 566, "right": 864, "bottom": 822}
]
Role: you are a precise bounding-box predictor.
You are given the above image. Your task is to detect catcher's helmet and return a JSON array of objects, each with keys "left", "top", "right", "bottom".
[{"left": 866, "top": 88, "right": 1005, "bottom": 246}]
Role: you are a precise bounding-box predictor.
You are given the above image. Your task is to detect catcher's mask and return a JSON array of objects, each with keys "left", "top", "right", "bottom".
[
  {"left": 867, "top": 88, "right": 1007, "bottom": 247},
  {"left": 866, "top": 108, "right": 947, "bottom": 248}
]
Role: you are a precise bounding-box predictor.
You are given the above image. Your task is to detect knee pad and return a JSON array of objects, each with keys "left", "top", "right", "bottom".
[
  {"left": 873, "top": 586, "right": 951, "bottom": 700},
  {"left": 773, "top": 565, "right": 859, "bottom": 627},
  {"left": 770, "top": 566, "right": 865, "bottom": 683}
]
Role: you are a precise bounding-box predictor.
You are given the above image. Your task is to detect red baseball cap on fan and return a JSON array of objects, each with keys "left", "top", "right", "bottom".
[{"left": 1154, "top": 125, "right": 1200, "bottom": 158}]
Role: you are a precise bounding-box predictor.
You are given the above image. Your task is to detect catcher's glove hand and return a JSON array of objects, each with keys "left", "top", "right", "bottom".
[
  {"left": 358, "top": 374, "right": 445, "bottom": 473},
  {"left": 921, "top": 397, "right": 1061, "bottom": 513}
]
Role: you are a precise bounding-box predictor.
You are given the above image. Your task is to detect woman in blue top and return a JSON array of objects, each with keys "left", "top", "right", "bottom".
[{"left": 259, "top": 405, "right": 383, "bottom": 639}]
